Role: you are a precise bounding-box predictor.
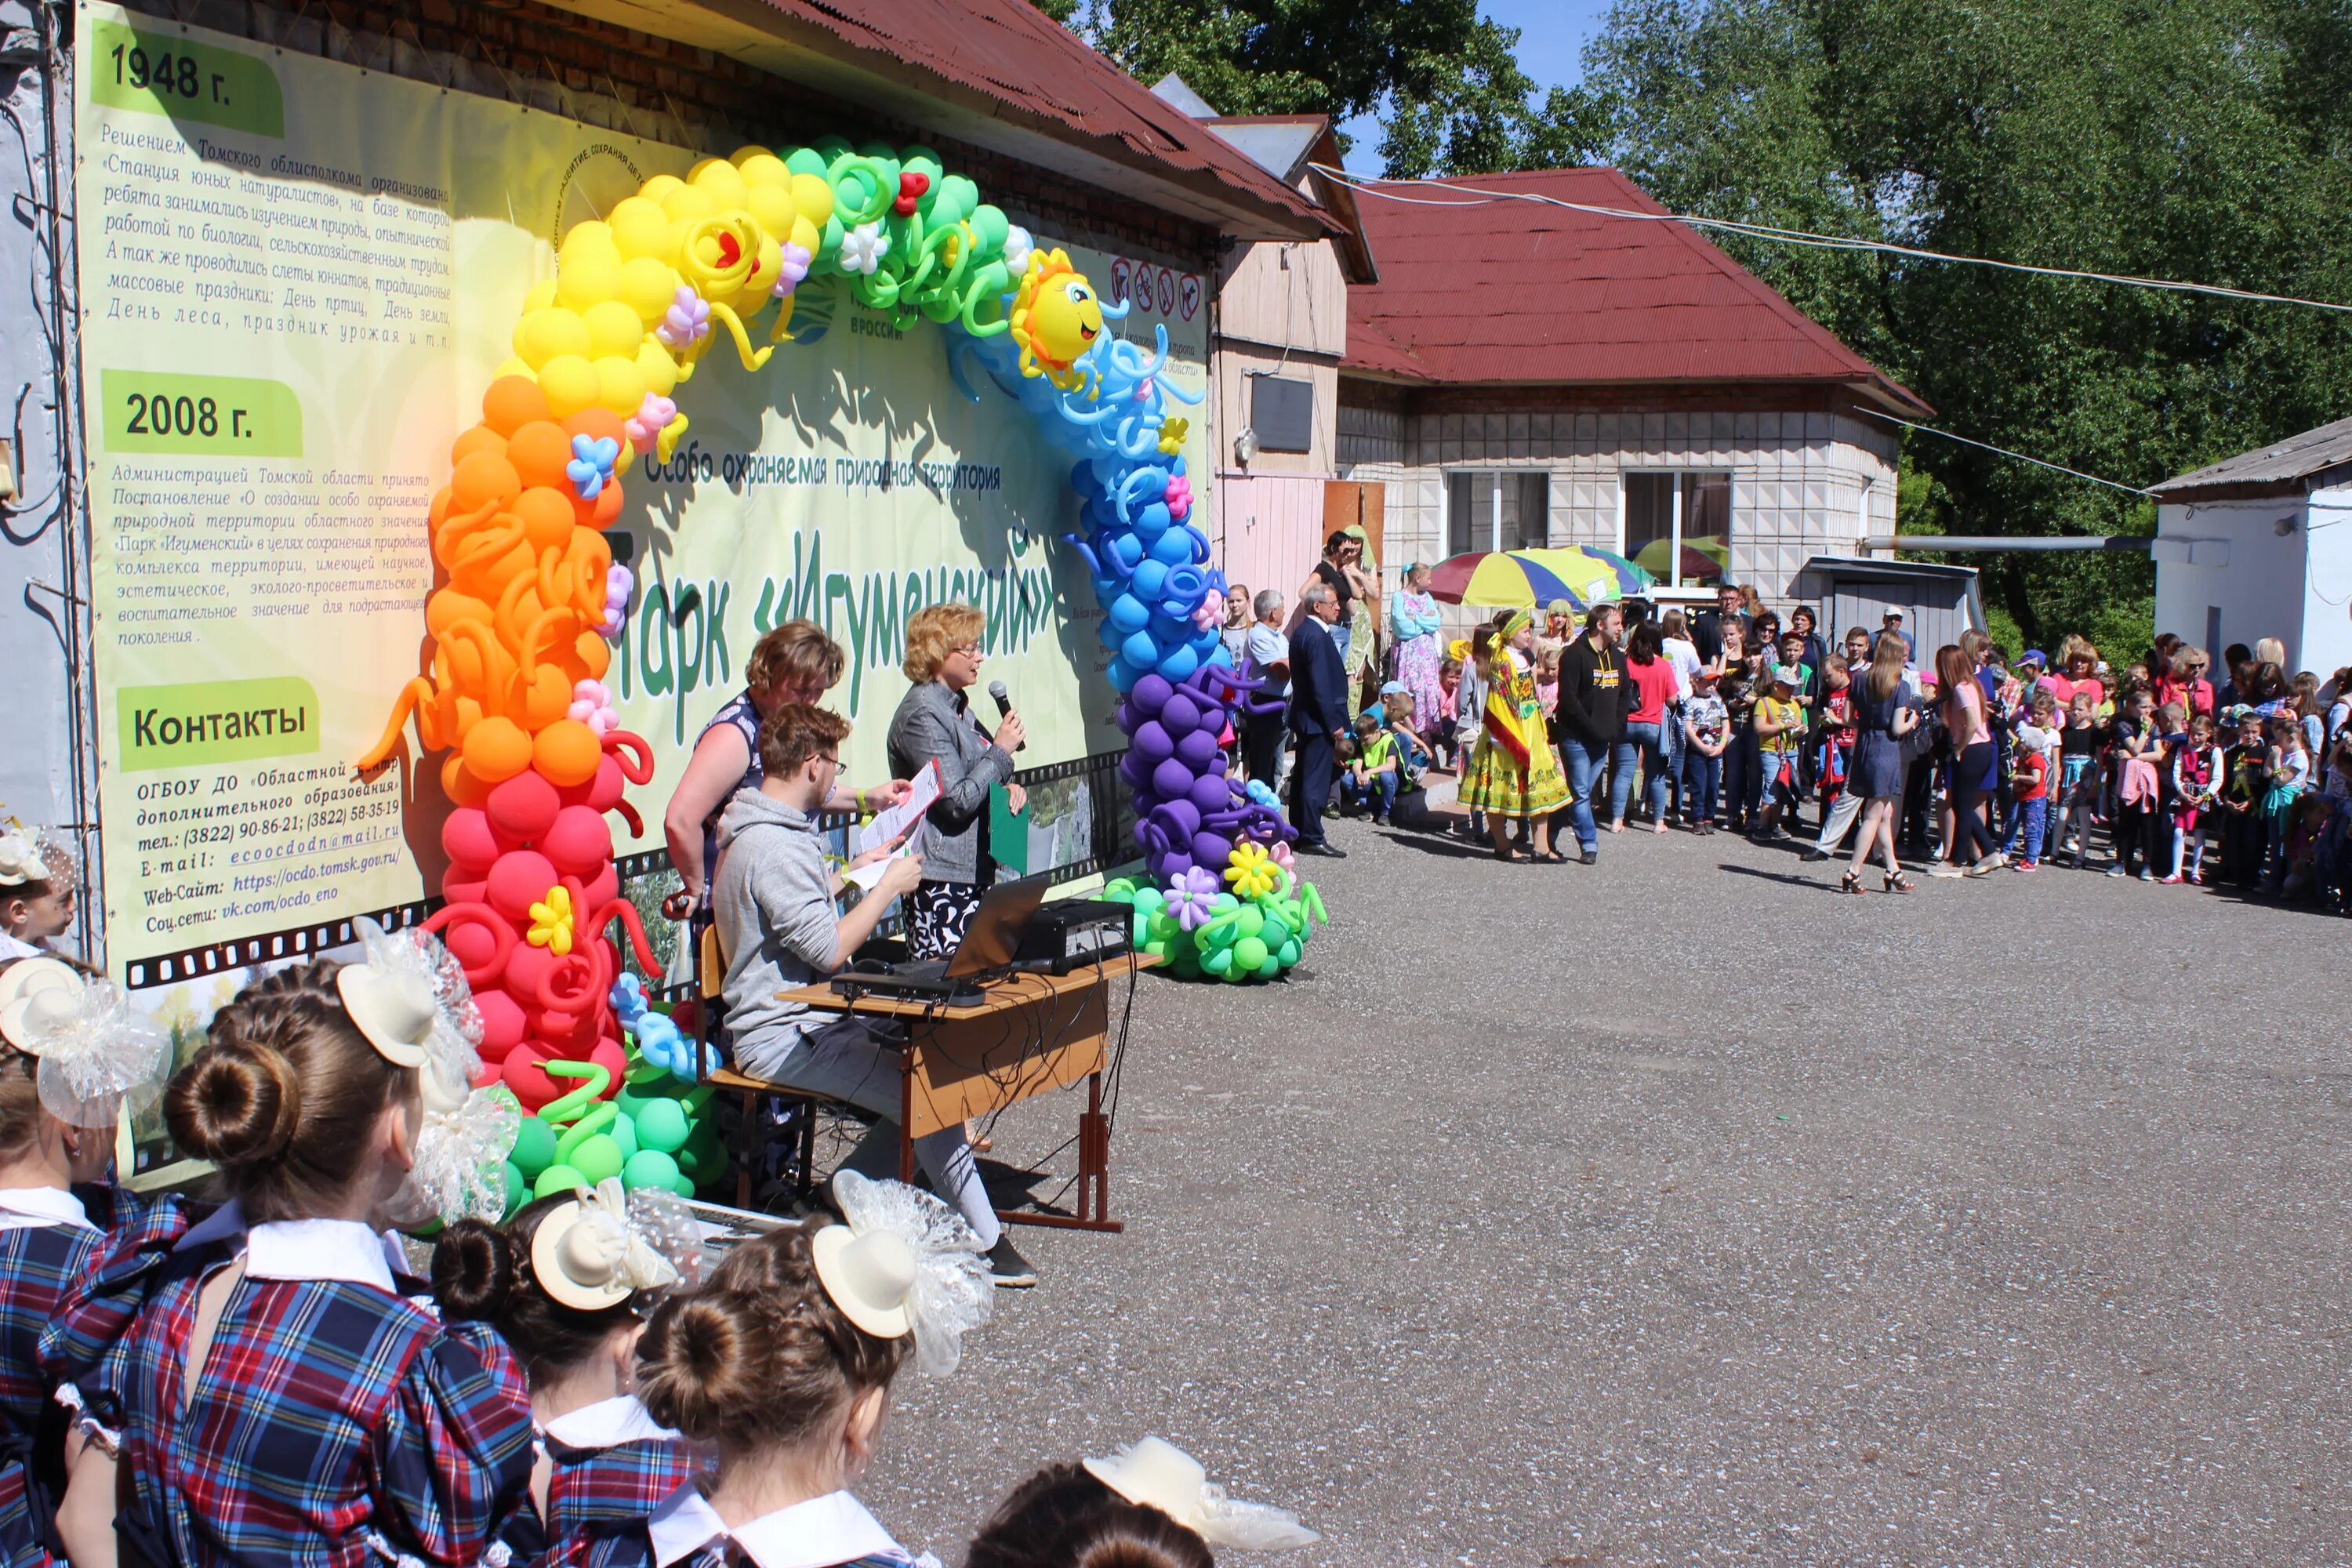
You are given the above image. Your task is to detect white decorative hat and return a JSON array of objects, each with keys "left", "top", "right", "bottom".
[
  {"left": 0, "top": 957, "right": 170, "bottom": 1129},
  {"left": 810, "top": 1170, "right": 993, "bottom": 1376},
  {"left": 0, "top": 830, "right": 49, "bottom": 888},
  {"left": 532, "top": 1176, "right": 689, "bottom": 1310},
  {"left": 341, "top": 918, "right": 517, "bottom": 1229},
  {"left": 1083, "top": 1438, "right": 1319, "bottom": 1551}
]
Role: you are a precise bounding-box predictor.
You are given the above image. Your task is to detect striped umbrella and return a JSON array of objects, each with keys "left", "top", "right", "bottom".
[{"left": 1427, "top": 547, "right": 1655, "bottom": 611}]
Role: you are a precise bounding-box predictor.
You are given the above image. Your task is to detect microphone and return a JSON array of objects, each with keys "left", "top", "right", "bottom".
[{"left": 987, "top": 679, "right": 1025, "bottom": 750}]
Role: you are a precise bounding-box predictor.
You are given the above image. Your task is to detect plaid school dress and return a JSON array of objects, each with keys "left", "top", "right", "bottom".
[
  {"left": 53, "top": 1215, "right": 533, "bottom": 1568},
  {"left": 494, "top": 1396, "right": 698, "bottom": 1567},
  {"left": 0, "top": 1184, "right": 158, "bottom": 1568},
  {"left": 557, "top": 1483, "right": 932, "bottom": 1568}
]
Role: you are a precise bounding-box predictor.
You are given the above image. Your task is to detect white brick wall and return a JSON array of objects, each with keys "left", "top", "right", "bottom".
[{"left": 1337, "top": 402, "right": 1900, "bottom": 608}]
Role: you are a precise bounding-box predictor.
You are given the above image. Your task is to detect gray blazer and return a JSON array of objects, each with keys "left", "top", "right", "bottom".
[{"left": 884, "top": 678, "right": 1014, "bottom": 886}]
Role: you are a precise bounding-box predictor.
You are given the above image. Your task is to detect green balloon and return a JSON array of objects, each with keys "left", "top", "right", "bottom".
[
  {"left": 634, "top": 1098, "right": 691, "bottom": 1154},
  {"left": 610, "top": 1112, "right": 638, "bottom": 1160},
  {"left": 1277, "top": 938, "right": 1302, "bottom": 967},
  {"left": 1258, "top": 913, "right": 1292, "bottom": 949},
  {"left": 1232, "top": 935, "right": 1269, "bottom": 973},
  {"left": 1133, "top": 886, "right": 1166, "bottom": 914},
  {"left": 1233, "top": 906, "right": 1265, "bottom": 942},
  {"left": 501, "top": 1160, "right": 525, "bottom": 1211},
  {"left": 1254, "top": 949, "right": 1283, "bottom": 979},
  {"left": 532, "top": 1163, "right": 588, "bottom": 1200},
  {"left": 568, "top": 1134, "right": 626, "bottom": 1186},
  {"left": 510, "top": 1119, "right": 558, "bottom": 1179},
  {"left": 622, "top": 1148, "right": 682, "bottom": 1193}
]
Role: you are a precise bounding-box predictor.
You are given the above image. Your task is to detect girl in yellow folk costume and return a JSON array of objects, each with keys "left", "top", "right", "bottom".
[{"left": 1460, "top": 609, "right": 1570, "bottom": 862}]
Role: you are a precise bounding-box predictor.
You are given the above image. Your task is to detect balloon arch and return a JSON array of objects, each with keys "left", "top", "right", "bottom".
[{"left": 358, "top": 140, "right": 1330, "bottom": 1199}]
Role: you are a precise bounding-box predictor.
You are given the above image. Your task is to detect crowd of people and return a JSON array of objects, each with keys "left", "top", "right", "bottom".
[{"left": 1226, "top": 553, "right": 2352, "bottom": 900}]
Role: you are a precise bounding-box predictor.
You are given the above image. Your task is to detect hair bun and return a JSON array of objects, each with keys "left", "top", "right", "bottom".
[
  {"left": 430, "top": 1218, "right": 514, "bottom": 1320},
  {"left": 637, "top": 1293, "right": 756, "bottom": 1440},
  {"left": 1075, "top": 1538, "right": 1199, "bottom": 1568},
  {"left": 165, "top": 1040, "right": 299, "bottom": 1166}
]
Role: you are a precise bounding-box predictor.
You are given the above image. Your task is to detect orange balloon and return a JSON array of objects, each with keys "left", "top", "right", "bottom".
[
  {"left": 590, "top": 482, "right": 626, "bottom": 525},
  {"left": 514, "top": 488, "right": 575, "bottom": 554},
  {"left": 426, "top": 588, "right": 494, "bottom": 640},
  {"left": 575, "top": 631, "right": 612, "bottom": 681},
  {"left": 429, "top": 487, "right": 452, "bottom": 530},
  {"left": 451, "top": 451, "right": 522, "bottom": 514},
  {"left": 561, "top": 407, "right": 627, "bottom": 448},
  {"left": 533, "top": 719, "right": 601, "bottom": 787},
  {"left": 517, "top": 666, "right": 572, "bottom": 731},
  {"left": 481, "top": 374, "right": 551, "bottom": 436},
  {"left": 450, "top": 424, "right": 506, "bottom": 467},
  {"left": 506, "top": 421, "right": 574, "bottom": 492},
  {"left": 463, "top": 716, "right": 534, "bottom": 782},
  {"left": 441, "top": 753, "right": 491, "bottom": 808}
]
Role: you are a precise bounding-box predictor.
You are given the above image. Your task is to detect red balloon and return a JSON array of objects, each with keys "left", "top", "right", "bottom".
[
  {"left": 586, "top": 1036, "right": 626, "bottom": 1098},
  {"left": 582, "top": 865, "right": 619, "bottom": 916},
  {"left": 443, "top": 917, "right": 501, "bottom": 975},
  {"left": 503, "top": 939, "right": 555, "bottom": 1000},
  {"left": 541, "top": 805, "right": 613, "bottom": 878},
  {"left": 441, "top": 872, "right": 488, "bottom": 907},
  {"left": 587, "top": 755, "right": 626, "bottom": 811},
  {"left": 475, "top": 988, "right": 527, "bottom": 1060},
  {"left": 500, "top": 1040, "right": 564, "bottom": 1110},
  {"left": 485, "top": 770, "right": 561, "bottom": 845},
  {"left": 441, "top": 807, "right": 500, "bottom": 868},
  {"left": 485, "top": 849, "right": 558, "bottom": 923}
]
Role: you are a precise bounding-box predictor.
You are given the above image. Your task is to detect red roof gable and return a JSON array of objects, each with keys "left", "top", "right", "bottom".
[
  {"left": 1342, "top": 168, "right": 1928, "bottom": 413},
  {"left": 739, "top": 0, "right": 1342, "bottom": 241}
]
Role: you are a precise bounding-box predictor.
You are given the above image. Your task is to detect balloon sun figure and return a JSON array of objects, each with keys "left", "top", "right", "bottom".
[{"left": 362, "top": 139, "right": 1332, "bottom": 1218}]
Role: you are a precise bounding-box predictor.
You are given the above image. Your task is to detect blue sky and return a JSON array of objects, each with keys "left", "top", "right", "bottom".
[{"left": 1339, "top": 0, "right": 1615, "bottom": 172}]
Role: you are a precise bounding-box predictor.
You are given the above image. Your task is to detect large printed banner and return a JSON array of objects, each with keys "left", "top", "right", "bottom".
[{"left": 74, "top": 2, "right": 1207, "bottom": 973}]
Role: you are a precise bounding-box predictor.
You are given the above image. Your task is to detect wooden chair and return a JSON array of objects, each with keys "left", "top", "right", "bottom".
[{"left": 695, "top": 922, "right": 826, "bottom": 1210}]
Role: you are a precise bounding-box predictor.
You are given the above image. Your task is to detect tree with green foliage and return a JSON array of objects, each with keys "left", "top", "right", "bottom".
[
  {"left": 1570, "top": 0, "right": 2352, "bottom": 654},
  {"left": 1050, "top": 0, "right": 1601, "bottom": 173}
]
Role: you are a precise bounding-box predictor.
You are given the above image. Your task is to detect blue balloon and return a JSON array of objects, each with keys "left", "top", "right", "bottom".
[
  {"left": 1131, "top": 559, "right": 1170, "bottom": 601},
  {"left": 1121, "top": 629, "right": 1160, "bottom": 669},
  {"left": 1109, "top": 593, "right": 1151, "bottom": 633},
  {"left": 1149, "top": 527, "right": 1196, "bottom": 567}
]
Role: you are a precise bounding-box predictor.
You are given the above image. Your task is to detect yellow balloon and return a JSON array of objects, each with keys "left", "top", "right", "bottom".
[
  {"left": 594, "top": 354, "right": 648, "bottom": 418},
  {"left": 738, "top": 152, "right": 788, "bottom": 188},
  {"left": 609, "top": 197, "right": 673, "bottom": 262},
  {"left": 538, "top": 354, "right": 600, "bottom": 418},
  {"left": 583, "top": 299, "right": 644, "bottom": 359},
  {"left": 789, "top": 215, "right": 821, "bottom": 260},
  {"left": 557, "top": 252, "right": 622, "bottom": 314},
  {"left": 517, "top": 306, "right": 590, "bottom": 368},
  {"left": 789, "top": 172, "right": 834, "bottom": 229},
  {"left": 561, "top": 220, "right": 620, "bottom": 263},
  {"left": 641, "top": 174, "right": 684, "bottom": 205},
  {"left": 746, "top": 184, "right": 795, "bottom": 243},
  {"left": 750, "top": 234, "right": 783, "bottom": 298},
  {"left": 619, "top": 256, "right": 678, "bottom": 325},
  {"left": 688, "top": 157, "right": 747, "bottom": 209},
  {"left": 522, "top": 278, "right": 559, "bottom": 312},
  {"left": 492, "top": 356, "right": 533, "bottom": 383},
  {"left": 635, "top": 339, "right": 679, "bottom": 398},
  {"left": 662, "top": 185, "right": 717, "bottom": 225}
]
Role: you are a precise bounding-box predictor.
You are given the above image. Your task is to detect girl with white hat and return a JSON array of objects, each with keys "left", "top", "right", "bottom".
[
  {"left": 0, "top": 955, "right": 172, "bottom": 1566},
  {"left": 591, "top": 1171, "right": 993, "bottom": 1568},
  {"left": 433, "top": 1182, "right": 700, "bottom": 1565},
  {"left": 966, "top": 1437, "right": 1318, "bottom": 1567},
  {"left": 42, "top": 925, "right": 535, "bottom": 1567}
]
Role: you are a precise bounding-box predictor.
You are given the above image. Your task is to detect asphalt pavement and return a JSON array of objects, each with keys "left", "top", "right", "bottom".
[{"left": 855, "top": 813, "right": 2352, "bottom": 1567}]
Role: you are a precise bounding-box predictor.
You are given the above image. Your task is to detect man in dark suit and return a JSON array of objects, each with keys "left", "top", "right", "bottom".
[
  {"left": 1287, "top": 584, "right": 1351, "bottom": 857},
  {"left": 1691, "top": 581, "right": 1755, "bottom": 665}
]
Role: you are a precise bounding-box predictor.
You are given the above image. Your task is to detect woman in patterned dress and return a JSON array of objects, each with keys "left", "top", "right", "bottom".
[{"left": 1458, "top": 609, "right": 1571, "bottom": 862}]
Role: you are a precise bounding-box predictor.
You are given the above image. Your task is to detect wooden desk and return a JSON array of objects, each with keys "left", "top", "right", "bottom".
[{"left": 768, "top": 953, "right": 1152, "bottom": 1232}]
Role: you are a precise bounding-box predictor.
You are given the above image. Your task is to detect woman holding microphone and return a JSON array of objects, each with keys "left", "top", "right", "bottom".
[{"left": 886, "top": 603, "right": 1029, "bottom": 958}]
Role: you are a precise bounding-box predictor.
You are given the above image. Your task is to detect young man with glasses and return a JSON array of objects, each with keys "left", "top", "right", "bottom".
[{"left": 713, "top": 702, "right": 1039, "bottom": 1287}]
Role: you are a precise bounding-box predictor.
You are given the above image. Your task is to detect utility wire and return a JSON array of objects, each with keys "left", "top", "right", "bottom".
[
  {"left": 1850, "top": 408, "right": 2157, "bottom": 497},
  {"left": 1309, "top": 165, "right": 2352, "bottom": 315}
]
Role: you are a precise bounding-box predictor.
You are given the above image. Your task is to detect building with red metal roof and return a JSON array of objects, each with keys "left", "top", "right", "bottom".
[{"left": 1334, "top": 168, "right": 1929, "bottom": 608}]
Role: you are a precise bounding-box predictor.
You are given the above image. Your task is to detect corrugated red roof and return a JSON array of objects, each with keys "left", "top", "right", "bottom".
[
  {"left": 1343, "top": 168, "right": 1928, "bottom": 413},
  {"left": 748, "top": 0, "right": 1342, "bottom": 240}
]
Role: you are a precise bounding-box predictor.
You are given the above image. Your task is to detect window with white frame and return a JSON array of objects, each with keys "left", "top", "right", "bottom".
[
  {"left": 1446, "top": 470, "right": 1547, "bottom": 557},
  {"left": 1621, "top": 472, "right": 1730, "bottom": 588}
]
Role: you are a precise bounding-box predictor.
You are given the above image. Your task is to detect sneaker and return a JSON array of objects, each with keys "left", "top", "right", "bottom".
[
  {"left": 1295, "top": 840, "right": 1347, "bottom": 858},
  {"left": 2138, "top": 869, "right": 2155, "bottom": 883},
  {"left": 1965, "top": 852, "right": 2007, "bottom": 877},
  {"left": 2107, "top": 865, "right": 2126, "bottom": 877},
  {"left": 1578, "top": 848, "right": 1599, "bottom": 866},
  {"left": 2014, "top": 861, "right": 2039, "bottom": 873},
  {"left": 985, "top": 1235, "right": 1039, "bottom": 1288},
  {"left": 1929, "top": 862, "right": 1966, "bottom": 878},
  {"left": 1801, "top": 848, "right": 1831, "bottom": 862}
]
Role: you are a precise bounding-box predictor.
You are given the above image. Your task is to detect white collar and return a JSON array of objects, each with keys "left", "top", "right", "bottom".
[
  {"left": 543, "top": 1395, "right": 677, "bottom": 1451},
  {"left": 243, "top": 1218, "right": 397, "bottom": 1294},
  {"left": 0, "top": 1185, "right": 95, "bottom": 1232},
  {"left": 0, "top": 933, "right": 43, "bottom": 963},
  {"left": 647, "top": 1486, "right": 903, "bottom": 1568}
]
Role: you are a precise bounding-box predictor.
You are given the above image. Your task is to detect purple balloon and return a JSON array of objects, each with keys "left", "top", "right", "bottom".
[
  {"left": 1190, "top": 831, "right": 1233, "bottom": 869},
  {"left": 1131, "top": 674, "right": 1173, "bottom": 717},
  {"left": 1188, "top": 773, "right": 1231, "bottom": 815},
  {"left": 1173, "top": 728, "right": 1221, "bottom": 772},
  {"left": 1152, "top": 758, "right": 1195, "bottom": 801},
  {"left": 1160, "top": 691, "right": 1200, "bottom": 738},
  {"left": 1152, "top": 799, "right": 1203, "bottom": 840},
  {"left": 1119, "top": 750, "right": 1153, "bottom": 789},
  {"left": 1151, "top": 848, "right": 1190, "bottom": 882},
  {"left": 1132, "top": 720, "right": 1175, "bottom": 764}
]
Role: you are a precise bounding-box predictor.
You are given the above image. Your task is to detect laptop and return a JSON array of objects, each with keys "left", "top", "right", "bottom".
[{"left": 836, "top": 877, "right": 1047, "bottom": 1004}]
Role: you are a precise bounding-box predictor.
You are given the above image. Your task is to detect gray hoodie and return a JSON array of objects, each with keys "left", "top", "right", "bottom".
[{"left": 712, "top": 786, "right": 839, "bottom": 1065}]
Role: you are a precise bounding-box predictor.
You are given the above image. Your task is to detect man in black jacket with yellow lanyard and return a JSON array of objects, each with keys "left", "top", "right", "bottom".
[{"left": 1554, "top": 601, "right": 1634, "bottom": 865}]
